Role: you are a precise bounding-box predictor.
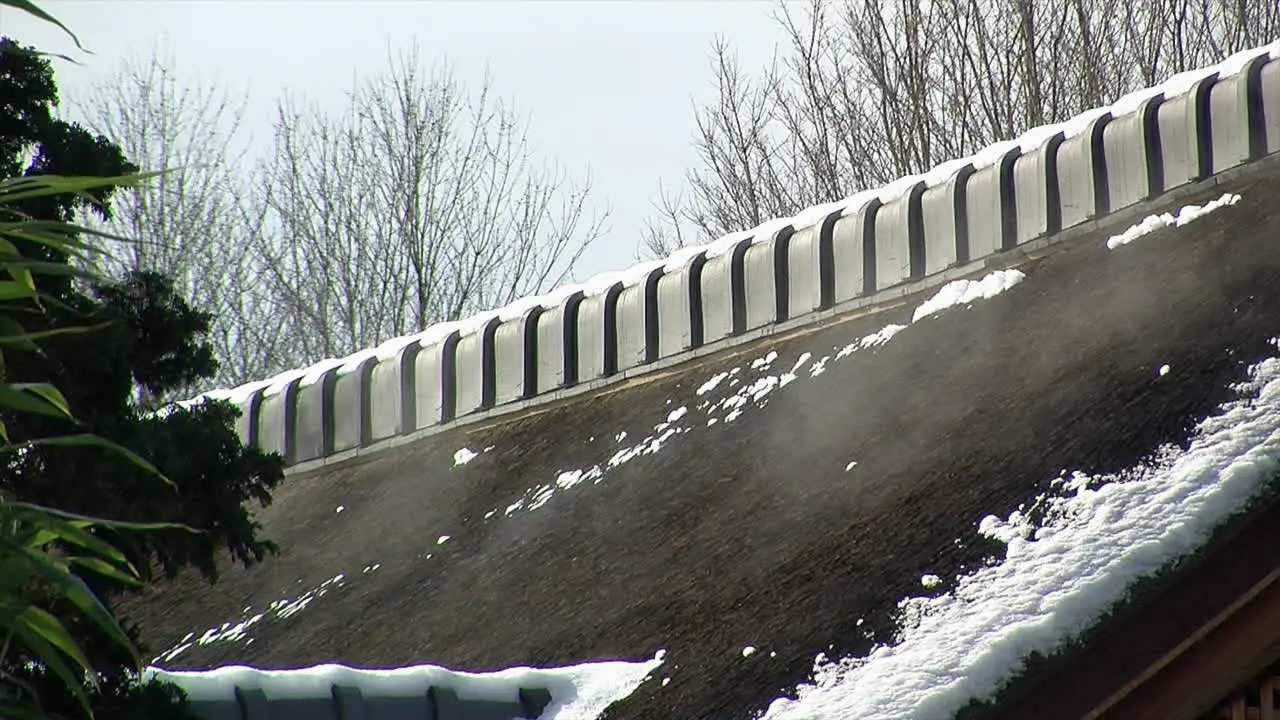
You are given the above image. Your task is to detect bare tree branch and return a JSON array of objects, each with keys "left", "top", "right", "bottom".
[{"left": 642, "top": 0, "right": 1280, "bottom": 257}]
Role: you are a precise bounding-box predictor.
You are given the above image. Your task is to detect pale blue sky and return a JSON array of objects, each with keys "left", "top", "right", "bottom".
[{"left": 0, "top": 0, "right": 788, "bottom": 279}]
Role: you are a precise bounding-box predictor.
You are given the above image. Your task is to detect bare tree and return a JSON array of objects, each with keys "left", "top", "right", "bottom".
[
  {"left": 253, "top": 46, "right": 607, "bottom": 366},
  {"left": 643, "top": 0, "right": 1280, "bottom": 257},
  {"left": 74, "top": 45, "right": 280, "bottom": 388},
  {"left": 75, "top": 44, "right": 606, "bottom": 388}
]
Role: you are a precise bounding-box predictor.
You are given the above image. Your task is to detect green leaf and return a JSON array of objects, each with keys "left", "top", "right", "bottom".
[
  {"left": 3, "top": 435, "right": 173, "bottom": 488},
  {"left": 0, "top": 0, "right": 85, "bottom": 50},
  {"left": 14, "top": 606, "right": 93, "bottom": 672},
  {"left": 0, "top": 557, "right": 34, "bottom": 600},
  {"left": 49, "top": 569, "right": 142, "bottom": 669},
  {"left": 16, "top": 511, "right": 130, "bottom": 565},
  {"left": 0, "top": 316, "right": 38, "bottom": 354},
  {"left": 9, "top": 501, "right": 196, "bottom": 535},
  {"left": 0, "top": 702, "right": 54, "bottom": 720},
  {"left": 11, "top": 384, "right": 72, "bottom": 419},
  {"left": 0, "top": 172, "right": 163, "bottom": 204},
  {"left": 67, "top": 556, "right": 143, "bottom": 589},
  {"left": 0, "top": 383, "right": 75, "bottom": 419},
  {"left": 0, "top": 281, "right": 37, "bottom": 301},
  {"left": 1, "top": 258, "right": 99, "bottom": 279},
  {"left": 5, "top": 265, "right": 35, "bottom": 295},
  {"left": 11, "top": 609, "right": 96, "bottom": 717},
  {"left": 0, "top": 534, "right": 142, "bottom": 671},
  {"left": 0, "top": 321, "right": 109, "bottom": 347}
]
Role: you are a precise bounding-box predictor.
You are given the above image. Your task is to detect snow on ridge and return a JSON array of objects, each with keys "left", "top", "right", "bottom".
[
  {"left": 761, "top": 340, "right": 1280, "bottom": 720},
  {"left": 180, "top": 40, "right": 1277, "bottom": 423},
  {"left": 1106, "top": 192, "right": 1242, "bottom": 250},
  {"left": 148, "top": 651, "right": 664, "bottom": 720}
]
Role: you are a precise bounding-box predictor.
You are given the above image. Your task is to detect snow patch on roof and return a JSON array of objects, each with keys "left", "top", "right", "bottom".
[
  {"left": 761, "top": 340, "right": 1280, "bottom": 720},
  {"left": 912, "top": 270, "right": 1026, "bottom": 323},
  {"left": 1106, "top": 192, "right": 1242, "bottom": 250}
]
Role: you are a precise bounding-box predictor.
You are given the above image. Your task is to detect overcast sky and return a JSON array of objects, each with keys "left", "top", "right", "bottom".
[{"left": 0, "top": 0, "right": 788, "bottom": 280}]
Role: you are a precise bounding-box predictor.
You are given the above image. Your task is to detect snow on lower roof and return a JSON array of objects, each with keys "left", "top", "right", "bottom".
[
  {"left": 148, "top": 652, "right": 664, "bottom": 720},
  {"left": 182, "top": 40, "right": 1279, "bottom": 412},
  {"left": 758, "top": 339, "right": 1280, "bottom": 719}
]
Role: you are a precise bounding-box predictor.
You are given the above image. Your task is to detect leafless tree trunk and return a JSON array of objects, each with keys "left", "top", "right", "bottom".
[
  {"left": 253, "top": 45, "right": 607, "bottom": 365},
  {"left": 643, "top": 0, "right": 1280, "bottom": 258}
]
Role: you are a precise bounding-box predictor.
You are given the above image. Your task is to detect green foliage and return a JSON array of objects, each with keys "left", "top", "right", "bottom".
[
  {"left": 0, "top": 170, "right": 182, "bottom": 719},
  {"left": 0, "top": 2, "right": 287, "bottom": 717}
]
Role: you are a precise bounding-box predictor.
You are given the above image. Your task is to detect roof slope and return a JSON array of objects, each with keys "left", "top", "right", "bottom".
[{"left": 122, "top": 162, "right": 1280, "bottom": 718}]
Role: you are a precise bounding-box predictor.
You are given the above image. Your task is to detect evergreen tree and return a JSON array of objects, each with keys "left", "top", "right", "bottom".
[{"left": 0, "top": 35, "right": 286, "bottom": 716}]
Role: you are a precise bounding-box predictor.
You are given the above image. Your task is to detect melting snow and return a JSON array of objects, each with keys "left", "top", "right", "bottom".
[
  {"left": 157, "top": 573, "right": 350, "bottom": 663},
  {"left": 1106, "top": 192, "right": 1241, "bottom": 250},
  {"left": 697, "top": 372, "right": 730, "bottom": 396},
  {"left": 762, "top": 340, "right": 1280, "bottom": 719},
  {"left": 149, "top": 652, "right": 664, "bottom": 720},
  {"left": 492, "top": 269, "right": 1026, "bottom": 522},
  {"left": 912, "top": 270, "right": 1026, "bottom": 323},
  {"left": 453, "top": 448, "right": 479, "bottom": 466},
  {"left": 752, "top": 351, "right": 779, "bottom": 370},
  {"left": 920, "top": 574, "right": 941, "bottom": 589}
]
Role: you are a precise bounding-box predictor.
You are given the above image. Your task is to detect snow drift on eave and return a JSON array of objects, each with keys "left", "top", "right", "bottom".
[
  {"left": 756, "top": 199, "right": 1278, "bottom": 719},
  {"left": 178, "top": 41, "right": 1280, "bottom": 408},
  {"left": 148, "top": 652, "right": 665, "bottom": 720}
]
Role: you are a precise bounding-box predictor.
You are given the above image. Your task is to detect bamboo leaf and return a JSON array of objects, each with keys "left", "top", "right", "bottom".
[
  {"left": 0, "top": 259, "right": 99, "bottom": 278},
  {"left": 0, "top": 557, "right": 34, "bottom": 600},
  {"left": 11, "top": 611, "right": 96, "bottom": 717},
  {"left": 11, "top": 384, "right": 72, "bottom": 419},
  {"left": 0, "top": 535, "right": 141, "bottom": 670},
  {"left": 0, "top": 281, "right": 37, "bottom": 301},
  {"left": 0, "top": 383, "right": 74, "bottom": 419},
  {"left": 0, "top": 320, "right": 109, "bottom": 350},
  {"left": 9, "top": 501, "right": 197, "bottom": 534},
  {"left": 0, "top": 172, "right": 164, "bottom": 204},
  {"left": 2, "top": 435, "right": 173, "bottom": 487},
  {"left": 67, "top": 556, "right": 143, "bottom": 589},
  {"left": 16, "top": 511, "right": 130, "bottom": 565},
  {"left": 47, "top": 567, "right": 141, "bottom": 668},
  {"left": 14, "top": 606, "right": 93, "bottom": 672},
  {"left": 0, "top": 0, "right": 85, "bottom": 50}
]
